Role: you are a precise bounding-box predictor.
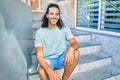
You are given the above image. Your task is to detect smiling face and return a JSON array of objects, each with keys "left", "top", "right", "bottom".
[{"left": 46, "top": 7, "right": 60, "bottom": 28}]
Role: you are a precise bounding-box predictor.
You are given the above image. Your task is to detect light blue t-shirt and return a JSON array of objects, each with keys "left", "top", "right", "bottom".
[{"left": 35, "top": 26, "right": 73, "bottom": 58}]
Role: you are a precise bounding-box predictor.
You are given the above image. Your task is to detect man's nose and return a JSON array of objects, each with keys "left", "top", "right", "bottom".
[{"left": 53, "top": 14, "right": 57, "bottom": 17}]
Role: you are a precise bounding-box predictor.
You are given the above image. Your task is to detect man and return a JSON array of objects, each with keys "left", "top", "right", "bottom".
[{"left": 35, "top": 3, "right": 80, "bottom": 80}]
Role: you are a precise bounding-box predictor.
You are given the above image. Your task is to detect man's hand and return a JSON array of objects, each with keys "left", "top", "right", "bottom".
[
  {"left": 64, "top": 47, "right": 74, "bottom": 65},
  {"left": 46, "top": 68, "right": 61, "bottom": 80}
]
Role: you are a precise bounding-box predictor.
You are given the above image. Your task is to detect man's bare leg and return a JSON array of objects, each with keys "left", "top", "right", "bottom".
[
  {"left": 62, "top": 50, "right": 80, "bottom": 80},
  {"left": 38, "top": 67, "right": 49, "bottom": 80}
]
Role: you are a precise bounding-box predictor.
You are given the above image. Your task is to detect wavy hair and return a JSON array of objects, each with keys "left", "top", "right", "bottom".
[{"left": 41, "top": 3, "right": 64, "bottom": 29}]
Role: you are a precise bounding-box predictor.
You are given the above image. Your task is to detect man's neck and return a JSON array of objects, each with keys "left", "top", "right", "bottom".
[{"left": 48, "top": 24, "right": 57, "bottom": 29}]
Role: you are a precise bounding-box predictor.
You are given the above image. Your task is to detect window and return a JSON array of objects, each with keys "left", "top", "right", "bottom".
[{"left": 77, "top": 0, "right": 120, "bottom": 33}]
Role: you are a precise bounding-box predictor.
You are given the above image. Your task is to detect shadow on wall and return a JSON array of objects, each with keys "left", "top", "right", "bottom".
[{"left": 0, "top": 0, "right": 33, "bottom": 80}]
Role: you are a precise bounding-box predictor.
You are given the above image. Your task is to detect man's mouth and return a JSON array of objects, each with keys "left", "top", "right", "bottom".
[{"left": 51, "top": 19, "right": 57, "bottom": 22}]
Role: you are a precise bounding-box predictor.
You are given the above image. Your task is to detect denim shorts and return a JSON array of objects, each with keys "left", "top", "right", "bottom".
[{"left": 38, "top": 50, "right": 66, "bottom": 70}]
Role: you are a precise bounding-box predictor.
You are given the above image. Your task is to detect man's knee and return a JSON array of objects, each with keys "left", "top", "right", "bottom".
[
  {"left": 38, "top": 67, "right": 45, "bottom": 75},
  {"left": 74, "top": 50, "right": 80, "bottom": 60}
]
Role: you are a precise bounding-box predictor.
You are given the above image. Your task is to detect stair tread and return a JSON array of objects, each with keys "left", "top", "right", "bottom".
[
  {"left": 32, "top": 41, "right": 101, "bottom": 55},
  {"left": 32, "top": 28, "right": 91, "bottom": 40},
  {"left": 79, "top": 41, "right": 101, "bottom": 48},
  {"left": 79, "top": 52, "right": 112, "bottom": 64},
  {"left": 29, "top": 52, "right": 111, "bottom": 76},
  {"left": 29, "top": 63, "right": 116, "bottom": 80},
  {"left": 71, "top": 28, "right": 91, "bottom": 36},
  {"left": 69, "top": 65, "right": 120, "bottom": 80}
]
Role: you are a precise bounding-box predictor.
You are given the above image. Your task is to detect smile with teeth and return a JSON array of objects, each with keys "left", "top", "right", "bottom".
[{"left": 51, "top": 18, "right": 57, "bottom": 22}]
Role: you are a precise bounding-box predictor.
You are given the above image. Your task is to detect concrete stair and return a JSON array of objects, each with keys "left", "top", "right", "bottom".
[
  {"left": 28, "top": 29, "right": 120, "bottom": 80},
  {"left": 69, "top": 65, "right": 120, "bottom": 80}
]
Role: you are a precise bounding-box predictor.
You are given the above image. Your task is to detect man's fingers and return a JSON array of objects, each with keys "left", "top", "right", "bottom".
[
  {"left": 65, "top": 57, "right": 73, "bottom": 65},
  {"left": 68, "top": 56, "right": 74, "bottom": 64}
]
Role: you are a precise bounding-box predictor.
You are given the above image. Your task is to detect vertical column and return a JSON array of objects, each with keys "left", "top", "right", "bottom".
[
  {"left": 101, "top": 1, "right": 105, "bottom": 29},
  {"left": 27, "top": 0, "right": 31, "bottom": 6},
  {"left": 38, "top": 0, "right": 41, "bottom": 10},
  {"left": 98, "top": 0, "right": 102, "bottom": 30},
  {"left": 74, "top": 0, "right": 77, "bottom": 27}
]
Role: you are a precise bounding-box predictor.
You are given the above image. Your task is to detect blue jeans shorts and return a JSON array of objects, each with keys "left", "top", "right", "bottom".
[{"left": 38, "top": 50, "right": 66, "bottom": 70}]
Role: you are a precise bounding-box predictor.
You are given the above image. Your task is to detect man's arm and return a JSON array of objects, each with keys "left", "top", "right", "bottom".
[
  {"left": 68, "top": 37, "right": 79, "bottom": 50},
  {"left": 36, "top": 47, "right": 50, "bottom": 71},
  {"left": 64, "top": 37, "right": 79, "bottom": 65}
]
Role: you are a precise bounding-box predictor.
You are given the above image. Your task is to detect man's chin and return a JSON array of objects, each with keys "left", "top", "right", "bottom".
[{"left": 51, "top": 22, "right": 57, "bottom": 25}]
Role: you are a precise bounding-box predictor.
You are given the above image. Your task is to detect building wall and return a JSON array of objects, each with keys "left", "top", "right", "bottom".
[
  {"left": 32, "top": 0, "right": 76, "bottom": 29},
  {"left": 58, "top": 0, "right": 74, "bottom": 28},
  {"left": 0, "top": 0, "right": 33, "bottom": 79},
  {"left": 94, "top": 34, "right": 120, "bottom": 68}
]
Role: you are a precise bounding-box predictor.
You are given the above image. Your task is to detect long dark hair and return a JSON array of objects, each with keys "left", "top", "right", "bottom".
[{"left": 41, "top": 3, "right": 64, "bottom": 29}]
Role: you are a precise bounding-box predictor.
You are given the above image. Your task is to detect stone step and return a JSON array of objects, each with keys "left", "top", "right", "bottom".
[
  {"left": 56, "top": 52, "right": 112, "bottom": 76},
  {"left": 31, "top": 41, "right": 101, "bottom": 55},
  {"left": 78, "top": 41, "right": 101, "bottom": 55},
  {"left": 69, "top": 65, "right": 120, "bottom": 80},
  {"left": 30, "top": 41, "right": 101, "bottom": 69},
  {"left": 71, "top": 29, "right": 92, "bottom": 43},
  {"left": 28, "top": 52, "right": 112, "bottom": 80},
  {"left": 32, "top": 34, "right": 91, "bottom": 43},
  {"left": 71, "top": 28, "right": 91, "bottom": 35},
  {"left": 75, "top": 34, "right": 92, "bottom": 43},
  {"left": 30, "top": 41, "right": 102, "bottom": 72},
  {"left": 104, "top": 74, "right": 120, "bottom": 80},
  {"left": 32, "top": 28, "right": 92, "bottom": 42}
]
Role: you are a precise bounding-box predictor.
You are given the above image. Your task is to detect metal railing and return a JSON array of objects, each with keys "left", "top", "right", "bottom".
[
  {"left": 104, "top": 0, "right": 120, "bottom": 12},
  {"left": 102, "top": 0, "right": 120, "bottom": 30}
]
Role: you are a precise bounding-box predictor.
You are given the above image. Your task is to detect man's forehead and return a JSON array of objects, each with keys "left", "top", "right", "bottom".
[{"left": 49, "top": 7, "right": 59, "bottom": 13}]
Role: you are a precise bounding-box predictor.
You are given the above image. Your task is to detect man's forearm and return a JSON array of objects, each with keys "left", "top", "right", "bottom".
[
  {"left": 35, "top": 47, "right": 51, "bottom": 72},
  {"left": 36, "top": 54, "right": 51, "bottom": 71}
]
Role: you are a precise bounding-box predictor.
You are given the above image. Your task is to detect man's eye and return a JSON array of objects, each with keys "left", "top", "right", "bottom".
[
  {"left": 56, "top": 13, "right": 59, "bottom": 16},
  {"left": 50, "top": 13, "right": 54, "bottom": 15}
]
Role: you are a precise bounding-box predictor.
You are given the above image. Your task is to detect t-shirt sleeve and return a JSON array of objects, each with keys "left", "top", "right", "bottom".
[
  {"left": 34, "top": 31, "right": 42, "bottom": 47},
  {"left": 65, "top": 26, "right": 74, "bottom": 40}
]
